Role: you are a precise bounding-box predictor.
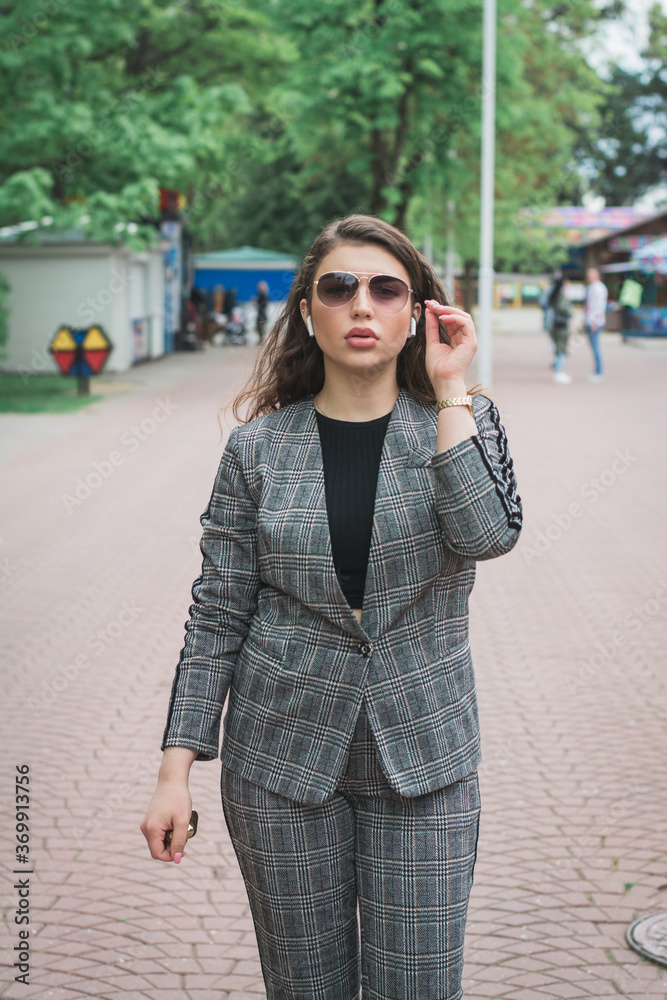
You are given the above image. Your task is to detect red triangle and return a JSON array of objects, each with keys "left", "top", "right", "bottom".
[
  {"left": 53, "top": 350, "right": 77, "bottom": 374},
  {"left": 83, "top": 349, "right": 110, "bottom": 374}
]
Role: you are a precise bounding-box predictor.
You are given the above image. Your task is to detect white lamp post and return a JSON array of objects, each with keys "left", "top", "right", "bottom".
[{"left": 477, "top": 0, "right": 497, "bottom": 388}]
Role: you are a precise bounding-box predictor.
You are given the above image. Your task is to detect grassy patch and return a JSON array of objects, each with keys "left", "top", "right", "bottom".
[{"left": 0, "top": 374, "right": 105, "bottom": 413}]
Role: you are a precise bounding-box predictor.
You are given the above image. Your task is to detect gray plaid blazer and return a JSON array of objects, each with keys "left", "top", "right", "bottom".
[{"left": 162, "top": 387, "right": 522, "bottom": 804}]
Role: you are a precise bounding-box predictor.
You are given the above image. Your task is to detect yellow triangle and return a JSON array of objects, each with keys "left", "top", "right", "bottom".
[
  {"left": 51, "top": 327, "right": 76, "bottom": 350},
  {"left": 83, "top": 326, "right": 109, "bottom": 350}
]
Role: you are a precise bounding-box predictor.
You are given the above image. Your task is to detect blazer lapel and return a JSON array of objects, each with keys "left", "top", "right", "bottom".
[
  {"left": 362, "top": 388, "right": 438, "bottom": 638},
  {"left": 297, "top": 395, "right": 369, "bottom": 639},
  {"left": 299, "top": 387, "right": 437, "bottom": 641}
]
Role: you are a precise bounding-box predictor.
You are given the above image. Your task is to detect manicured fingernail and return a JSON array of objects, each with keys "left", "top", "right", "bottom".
[{"left": 173, "top": 853, "right": 183, "bottom": 864}]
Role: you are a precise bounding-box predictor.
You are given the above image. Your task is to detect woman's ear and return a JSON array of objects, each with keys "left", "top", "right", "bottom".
[
  {"left": 300, "top": 300, "right": 315, "bottom": 338},
  {"left": 413, "top": 301, "right": 422, "bottom": 323}
]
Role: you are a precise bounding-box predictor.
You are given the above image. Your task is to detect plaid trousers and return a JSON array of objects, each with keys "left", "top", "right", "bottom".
[{"left": 221, "top": 702, "right": 481, "bottom": 1000}]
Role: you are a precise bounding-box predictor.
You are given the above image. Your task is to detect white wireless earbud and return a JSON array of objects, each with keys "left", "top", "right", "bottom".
[
  {"left": 307, "top": 316, "right": 315, "bottom": 338},
  {"left": 410, "top": 317, "right": 417, "bottom": 337}
]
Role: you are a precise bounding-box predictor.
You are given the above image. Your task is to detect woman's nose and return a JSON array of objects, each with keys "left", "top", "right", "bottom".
[{"left": 351, "top": 279, "right": 373, "bottom": 312}]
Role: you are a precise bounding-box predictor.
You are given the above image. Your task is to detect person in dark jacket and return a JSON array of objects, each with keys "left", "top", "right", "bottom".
[
  {"left": 549, "top": 277, "right": 573, "bottom": 384},
  {"left": 223, "top": 286, "right": 237, "bottom": 317},
  {"left": 539, "top": 270, "right": 561, "bottom": 366},
  {"left": 255, "top": 280, "right": 269, "bottom": 343}
]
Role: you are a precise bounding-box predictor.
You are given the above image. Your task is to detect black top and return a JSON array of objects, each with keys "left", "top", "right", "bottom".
[{"left": 315, "top": 408, "right": 392, "bottom": 607}]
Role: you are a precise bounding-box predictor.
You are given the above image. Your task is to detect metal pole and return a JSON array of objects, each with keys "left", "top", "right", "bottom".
[
  {"left": 445, "top": 199, "right": 456, "bottom": 303},
  {"left": 477, "top": 0, "right": 497, "bottom": 388},
  {"left": 423, "top": 231, "right": 433, "bottom": 264}
]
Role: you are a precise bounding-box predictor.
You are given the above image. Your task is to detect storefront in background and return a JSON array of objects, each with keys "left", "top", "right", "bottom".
[
  {"left": 584, "top": 211, "right": 667, "bottom": 336},
  {"left": 454, "top": 273, "right": 558, "bottom": 309}
]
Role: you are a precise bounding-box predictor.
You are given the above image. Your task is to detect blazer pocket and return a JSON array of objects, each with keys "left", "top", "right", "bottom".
[
  {"left": 406, "top": 446, "right": 434, "bottom": 468},
  {"left": 438, "top": 639, "right": 475, "bottom": 699},
  {"left": 238, "top": 633, "right": 285, "bottom": 679}
]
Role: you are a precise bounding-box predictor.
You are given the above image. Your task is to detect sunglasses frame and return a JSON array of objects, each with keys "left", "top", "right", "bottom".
[{"left": 311, "top": 271, "right": 414, "bottom": 311}]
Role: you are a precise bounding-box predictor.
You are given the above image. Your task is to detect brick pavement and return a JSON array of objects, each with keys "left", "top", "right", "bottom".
[{"left": 1, "top": 323, "right": 666, "bottom": 999}]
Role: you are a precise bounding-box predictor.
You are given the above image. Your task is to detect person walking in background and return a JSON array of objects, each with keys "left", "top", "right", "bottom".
[
  {"left": 223, "top": 286, "right": 238, "bottom": 318},
  {"left": 584, "top": 267, "right": 608, "bottom": 382},
  {"left": 539, "top": 270, "right": 561, "bottom": 367},
  {"left": 255, "top": 280, "right": 269, "bottom": 343},
  {"left": 549, "top": 276, "right": 573, "bottom": 384},
  {"left": 141, "top": 213, "right": 522, "bottom": 1000}
]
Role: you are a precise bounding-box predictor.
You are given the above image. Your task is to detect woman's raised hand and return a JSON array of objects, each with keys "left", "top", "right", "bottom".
[{"left": 423, "top": 300, "right": 478, "bottom": 393}]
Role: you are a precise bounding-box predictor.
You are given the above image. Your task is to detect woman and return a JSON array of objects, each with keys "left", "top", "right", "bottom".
[
  {"left": 141, "top": 214, "right": 522, "bottom": 1000},
  {"left": 549, "top": 276, "right": 573, "bottom": 384}
]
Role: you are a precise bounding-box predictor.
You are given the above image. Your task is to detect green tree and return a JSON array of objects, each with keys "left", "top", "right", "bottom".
[
  {"left": 0, "top": 0, "right": 636, "bottom": 278},
  {"left": 572, "top": 2, "right": 667, "bottom": 206},
  {"left": 204, "top": 0, "right": 617, "bottom": 272},
  {"left": 0, "top": 0, "right": 286, "bottom": 244},
  {"left": 412, "top": 0, "right": 620, "bottom": 269}
]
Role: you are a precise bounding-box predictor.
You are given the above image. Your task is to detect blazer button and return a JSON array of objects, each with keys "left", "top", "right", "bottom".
[{"left": 357, "top": 643, "right": 371, "bottom": 657}]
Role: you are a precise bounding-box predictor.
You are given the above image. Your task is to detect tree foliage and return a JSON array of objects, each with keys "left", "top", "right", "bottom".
[
  {"left": 572, "top": 2, "right": 667, "bottom": 206},
  {"left": 192, "top": 0, "right": 620, "bottom": 268},
  {"left": 0, "top": 0, "right": 286, "bottom": 243},
  {"left": 0, "top": 0, "right": 650, "bottom": 274}
]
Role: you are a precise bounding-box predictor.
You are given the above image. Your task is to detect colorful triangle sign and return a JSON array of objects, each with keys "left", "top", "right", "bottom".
[{"left": 49, "top": 325, "right": 113, "bottom": 377}]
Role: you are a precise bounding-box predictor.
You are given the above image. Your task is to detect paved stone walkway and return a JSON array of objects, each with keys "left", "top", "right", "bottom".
[{"left": 1, "top": 321, "right": 666, "bottom": 999}]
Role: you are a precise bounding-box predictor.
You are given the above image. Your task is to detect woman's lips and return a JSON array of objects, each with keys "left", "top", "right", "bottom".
[{"left": 345, "top": 328, "right": 378, "bottom": 348}]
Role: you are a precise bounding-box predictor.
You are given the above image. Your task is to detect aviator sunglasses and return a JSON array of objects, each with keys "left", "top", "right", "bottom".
[{"left": 312, "top": 271, "right": 413, "bottom": 314}]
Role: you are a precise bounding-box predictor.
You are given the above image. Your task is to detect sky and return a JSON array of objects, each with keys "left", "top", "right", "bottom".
[{"left": 581, "top": 0, "right": 664, "bottom": 73}]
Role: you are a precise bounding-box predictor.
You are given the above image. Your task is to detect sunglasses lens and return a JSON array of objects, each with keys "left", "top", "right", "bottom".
[
  {"left": 317, "top": 272, "right": 358, "bottom": 306},
  {"left": 315, "top": 272, "right": 410, "bottom": 311},
  {"left": 369, "top": 275, "right": 409, "bottom": 312}
]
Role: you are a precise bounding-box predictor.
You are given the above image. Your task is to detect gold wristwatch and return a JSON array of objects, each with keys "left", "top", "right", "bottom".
[{"left": 436, "top": 395, "right": 474, "bottom": 416}]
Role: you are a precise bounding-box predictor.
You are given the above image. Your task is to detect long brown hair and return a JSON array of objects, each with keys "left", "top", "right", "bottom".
[{"left": 223, "top": 214, "right": 465, "bottom": 426}]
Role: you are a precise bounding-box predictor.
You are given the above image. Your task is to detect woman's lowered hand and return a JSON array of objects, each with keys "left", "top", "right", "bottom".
[{"left": 140, "top": 747, "right": 197, "bottom": 863}]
